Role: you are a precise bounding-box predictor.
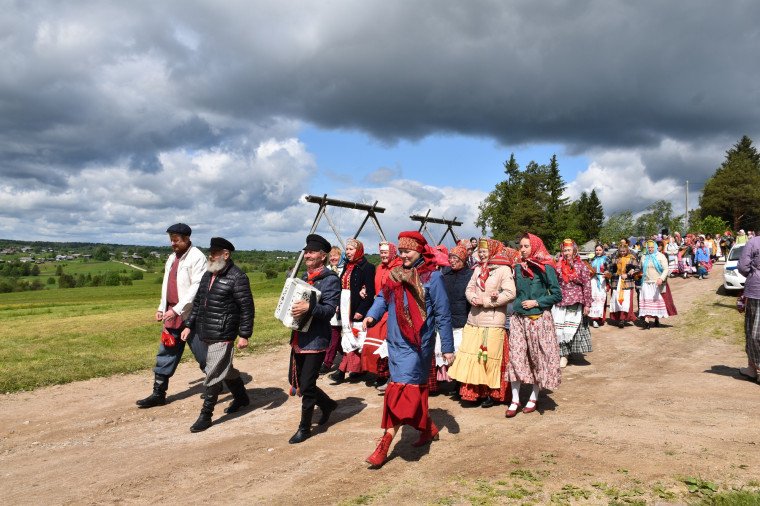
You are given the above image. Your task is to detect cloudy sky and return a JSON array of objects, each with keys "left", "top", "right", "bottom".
[{"left": 2, "top": 0, "right": 759, "bottom": 251}]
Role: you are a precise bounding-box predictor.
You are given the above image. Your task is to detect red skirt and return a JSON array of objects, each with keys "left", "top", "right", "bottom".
[
  {"left": 661, "top": 287, "right": 678, "bottom": 316},
  {"left": 361, "top": 314, "right": 387, "bottom": 374},
  {"left": 338, "top": 350, "right": 363, "bottom": 373},
  {"left": 381, "top": 382, "right": 429, "bottom": 431},
  {"left": 459, "top": 334, "right": 511, "bottom": 403}
]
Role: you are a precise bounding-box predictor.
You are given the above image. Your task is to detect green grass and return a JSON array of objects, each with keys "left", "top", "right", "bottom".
[{"left": 0, "top": 270, "right": 292, "bottom": 392}]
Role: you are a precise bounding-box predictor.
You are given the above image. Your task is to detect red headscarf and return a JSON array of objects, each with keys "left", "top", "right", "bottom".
[
  {"left": 383, "top": 231, "right": 437, "bottom": 352},
  {"left": 341, "top": 238, "right": 365, "bottom": 290},
  {"left": 519, "top": 233, "right": 555, "bottom": 279},
  {"left": 376, "top": 241, "right": 402, "bottom": 292},
  {"left": 556, "top": 238, "right": 581, "bottom": 283}
]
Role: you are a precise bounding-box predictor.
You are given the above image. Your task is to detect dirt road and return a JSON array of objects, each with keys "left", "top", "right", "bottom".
[{"left": 1, "top": 273, "right": 758, "bottom": 504}]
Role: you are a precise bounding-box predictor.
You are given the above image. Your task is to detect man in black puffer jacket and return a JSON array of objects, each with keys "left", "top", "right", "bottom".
[{"left": 182, "top": 237, "right": 254, "bottom": 432}]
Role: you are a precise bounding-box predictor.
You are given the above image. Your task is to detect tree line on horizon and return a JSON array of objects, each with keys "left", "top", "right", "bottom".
[{"left": 476, "top": 135, "right": 760, "bottom": 251}]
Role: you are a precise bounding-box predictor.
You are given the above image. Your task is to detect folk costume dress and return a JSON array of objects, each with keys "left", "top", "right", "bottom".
[
  {"left": 551, "top": 241, "right": 593, "bottom": 358},
  {"left": 362, "top": 242, "right": 402, "bottom": 376},
  {"left": 338, "top": 239, "right": 376, "bottom": 374},
  {"left": 506, "top": 234, "right": 563, "bottom": 391},
  {"left": 589, "top": 252, "right": 608, "bottom": 324},
  {"left": 366, "top": 234, "right": 454, "bottom": 432},
  {"left": 638, "top": 246, "right": 670, "bottom": 319},
  {"left": 437, "top": 244, "right": 474, "bottom": 379},
  {"left": 605, "top": 248, "right": 641, "bottom": 322},
  {"left": 448, "top": 239, "right": 517, "bottom": 402}
]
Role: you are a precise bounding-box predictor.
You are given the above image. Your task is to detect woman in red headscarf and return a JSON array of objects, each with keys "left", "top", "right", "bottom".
[
  {"left": 361, "top": 241, "right": 402, "bottom": 389},
  {"left": 362, "top": 231, "right": 454, "bottom": 467},
  {"left": 551, "top": 239, "right": 593, "bottom": 367},
  {"left": 448, "top": 238, "right": 516, "bottom": 407},
  {"left": 505, "top": 233, "right": 563, "bottom": 418},
  {"left": 329, "top": 238, "right": 376, "bottom": 383}
]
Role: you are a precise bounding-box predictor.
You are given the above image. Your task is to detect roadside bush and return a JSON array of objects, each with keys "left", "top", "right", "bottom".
[
  {"left": 131, "top": 270, "right": 144, "bottom": 280},
  {"left": 121, "top": 275, "right": 133, "bottom": 286},
  {"left": 46, "top": 277, "right": 56, "bottom": 285},
  {"left": 264, "top": 268, "right": 278, "bottom": 279}
]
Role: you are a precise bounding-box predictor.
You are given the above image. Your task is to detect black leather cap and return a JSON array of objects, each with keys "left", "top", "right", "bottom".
[
  {"left": 209, "top": 237, "right": 235, "bottom": 252},
  {"left": 303, "top": 234, "right": 331, "bottom": 253}
]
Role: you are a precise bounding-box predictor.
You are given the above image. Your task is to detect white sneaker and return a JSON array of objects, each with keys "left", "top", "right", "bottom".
[
  {"left": 739, "top": 366, "right": 758, "bottom": 379},
  {"left": 560, "top": 356, "right": 568, "bottom": 368},
  {"left": 592, "top": 320, "right": 599, "bottom": 328}
]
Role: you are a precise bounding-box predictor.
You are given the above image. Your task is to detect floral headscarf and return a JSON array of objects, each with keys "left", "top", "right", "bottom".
[
  {"left": 518, "top": 233, "right": 555, "bottom": 279},
  {"left": 556, "top": 238, "right": 581, "bottom": 283},
  {"left": 475, "top": 238, "right": 504, "bottom": 291}
]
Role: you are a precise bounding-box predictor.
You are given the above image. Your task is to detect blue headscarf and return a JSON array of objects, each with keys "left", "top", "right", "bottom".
[
  {"left": 640, "top": 240, "right": 663, "bottom": 281},
  {"left": 591, "top": 250, "right": 608, "bottom": 289}
]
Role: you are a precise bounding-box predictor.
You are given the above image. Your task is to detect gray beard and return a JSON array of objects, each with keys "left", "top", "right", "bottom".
[{"left": 207, "top": 257, "right": 227, "bottom": 273}]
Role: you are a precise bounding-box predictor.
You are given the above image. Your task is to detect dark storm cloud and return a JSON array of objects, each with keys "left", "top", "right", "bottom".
[
  {"left": 2, "top": 1, "right": 759, "bottom": 246},
  {"left": 4, "top": 0, "right": 759, "bottom": 183}
]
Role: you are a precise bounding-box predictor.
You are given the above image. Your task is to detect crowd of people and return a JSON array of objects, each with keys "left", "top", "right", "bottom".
[{"left": 135, "top": 223, "right": 760, "bottom": 469}]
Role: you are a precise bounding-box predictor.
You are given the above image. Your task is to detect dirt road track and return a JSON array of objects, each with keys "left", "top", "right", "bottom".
[{"left": 1, "top": 274, "right": 758, "bottom": 504}]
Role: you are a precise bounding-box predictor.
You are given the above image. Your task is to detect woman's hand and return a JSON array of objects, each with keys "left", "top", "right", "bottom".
[
  {"left": 362, "top": 317, "right": 375, "bottom": 331},
  {"left": 521, "top": 299, "right": 539, "bottom": 310},
  {"left": 471, "top": 297, "right": 483, "bottom": 306}
]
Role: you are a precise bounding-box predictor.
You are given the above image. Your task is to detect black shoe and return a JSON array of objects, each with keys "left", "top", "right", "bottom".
[
  {"left": 641, "top": 321, "right": 651, "bottom": 330},
  {"left": 288, "top": 427, "right": 311, "bottom": 444},
  {"left": 136, "top": 374, "right": 168, "bottom": 408},
  {"left": 328, "top": 370, "right": 345, "bottom": 383},
  {"left": 319, "top": 364, "right": 331, "bottom": 375},
  {"left": 224, "top": 377, "right": 250, "bottom": 413},
  {"left": 654, "top": 319, "right": 661, "bottom": 327},
  {"left": 190, "top": 413, "right": 212, "bottom": 433},
  {"left": 348, "top": 372, "right": 366, "bottom": 380},
  {"left": 289, "top": 407, "right": 314, "bottom": 444},
  {"left": 375, "top": 378, "right": 388, "bottom": 388},
  {"left": 480, "top": 396, "right": 494, "bottom": 408},
  {"left": 136, "top": 391, "right": 166, "bottom": 408},
  {"left": 318, "top": 399, "right": 338, "bottom": 425}
]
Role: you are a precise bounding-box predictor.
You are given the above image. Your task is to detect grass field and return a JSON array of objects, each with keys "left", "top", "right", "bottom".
[{"left": 0, "top": 262, "right": 293, "bottom": 393}]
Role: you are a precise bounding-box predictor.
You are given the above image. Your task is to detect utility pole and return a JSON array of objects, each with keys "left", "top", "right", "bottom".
[{"left": 685, "top": 180, "right": 689, "bottom": 232}]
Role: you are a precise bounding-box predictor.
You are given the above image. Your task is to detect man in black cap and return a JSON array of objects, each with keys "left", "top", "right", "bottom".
[
  {"left": 182, "top": 237, "right": 254, "bottom": 432},
  {"left": 136, "top": 223, "right": 208, "bottom": 408},
  {"left": 287, "top": 234, "right": 341, "bottom": 443}
]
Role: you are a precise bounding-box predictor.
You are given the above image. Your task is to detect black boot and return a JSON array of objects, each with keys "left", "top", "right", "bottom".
[
  {"left": 190, "top": 385, "right": 221, "bottom": 433},
  {"left": 224, "top": 377, "right": 250, "bottom": 413},
  {"left": 136, "top": 373, "right": 169, "bottom": 408},
  {"left": 328, "top": 370, "right": 345, "bottom": 383},
  {"left": 289, "top": 407, "right": 314, "bottom": 444},
  {"left": 317, "top": 398, "right": 338, "bottom": 425}
]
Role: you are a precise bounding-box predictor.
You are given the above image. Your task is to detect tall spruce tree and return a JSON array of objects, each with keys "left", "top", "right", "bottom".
[
  {"left": 700, "top": 135, "right": 760, "bottom": 231},
  {"left": 543, "top": 154, "right": 570, "bottom": 250}
]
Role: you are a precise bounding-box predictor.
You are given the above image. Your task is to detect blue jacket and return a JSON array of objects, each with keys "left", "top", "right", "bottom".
[
  {"left": 291, "top": 268, "right": 340, "bottom": 350},
  {"left": 442, "top": 266, "right": 473, "bottom": 328},
  {"left": 367, "top": 269, "right": 453, "bottom": 384}
]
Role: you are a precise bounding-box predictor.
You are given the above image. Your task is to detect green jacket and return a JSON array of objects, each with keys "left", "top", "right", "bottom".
[{"left": 512, "top": 265, "right": 562, "bottom": 316}]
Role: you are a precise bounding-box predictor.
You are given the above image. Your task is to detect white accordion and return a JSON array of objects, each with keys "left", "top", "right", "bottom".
[{"left": 274, "top": 277, "right": 322, "bottom": 332}]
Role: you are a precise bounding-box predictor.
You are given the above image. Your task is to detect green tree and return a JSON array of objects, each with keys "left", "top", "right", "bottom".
[
  {"left": 632, "top": 200, "right": 679, "bottom": 237},
  {"left": 93, "top": 245, "right": 110, "bottom": 261},
  {"left": 700, "top": 135, "right": 760, "bottom": 231},
  {"left": 55, "top": 265, "right": 63, "bottom": 276},
  {"left": 599, "top": 210, "right": 634, "bottom": 245},
  {"left": 30, "top": 264, "right": 40, "bottom": 276},
  {"left": 105, "top": 271, "right": 121, "bottom": 286},
  {"left": 543, "top": 154, "right": 570, "bottom": 251},
  {"left": 476, "top": 154, "right": 523, "bottom": 240},
  {"left": 58, "top": 273, "right": 76, "bottom": 288},
  {"left": 697, "top": 215, "right": 730, "bottom": 236},
  {"left": 584, "top": 189, "right": 605, "bottom": 240}
]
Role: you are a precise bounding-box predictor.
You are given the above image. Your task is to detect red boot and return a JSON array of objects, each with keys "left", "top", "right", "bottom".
[
  {"left": 412, "top": 422, "right": 439, "bottom": 447},
  {"left": 366, "top": 432, "right": 394, "bottom": 467}
]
